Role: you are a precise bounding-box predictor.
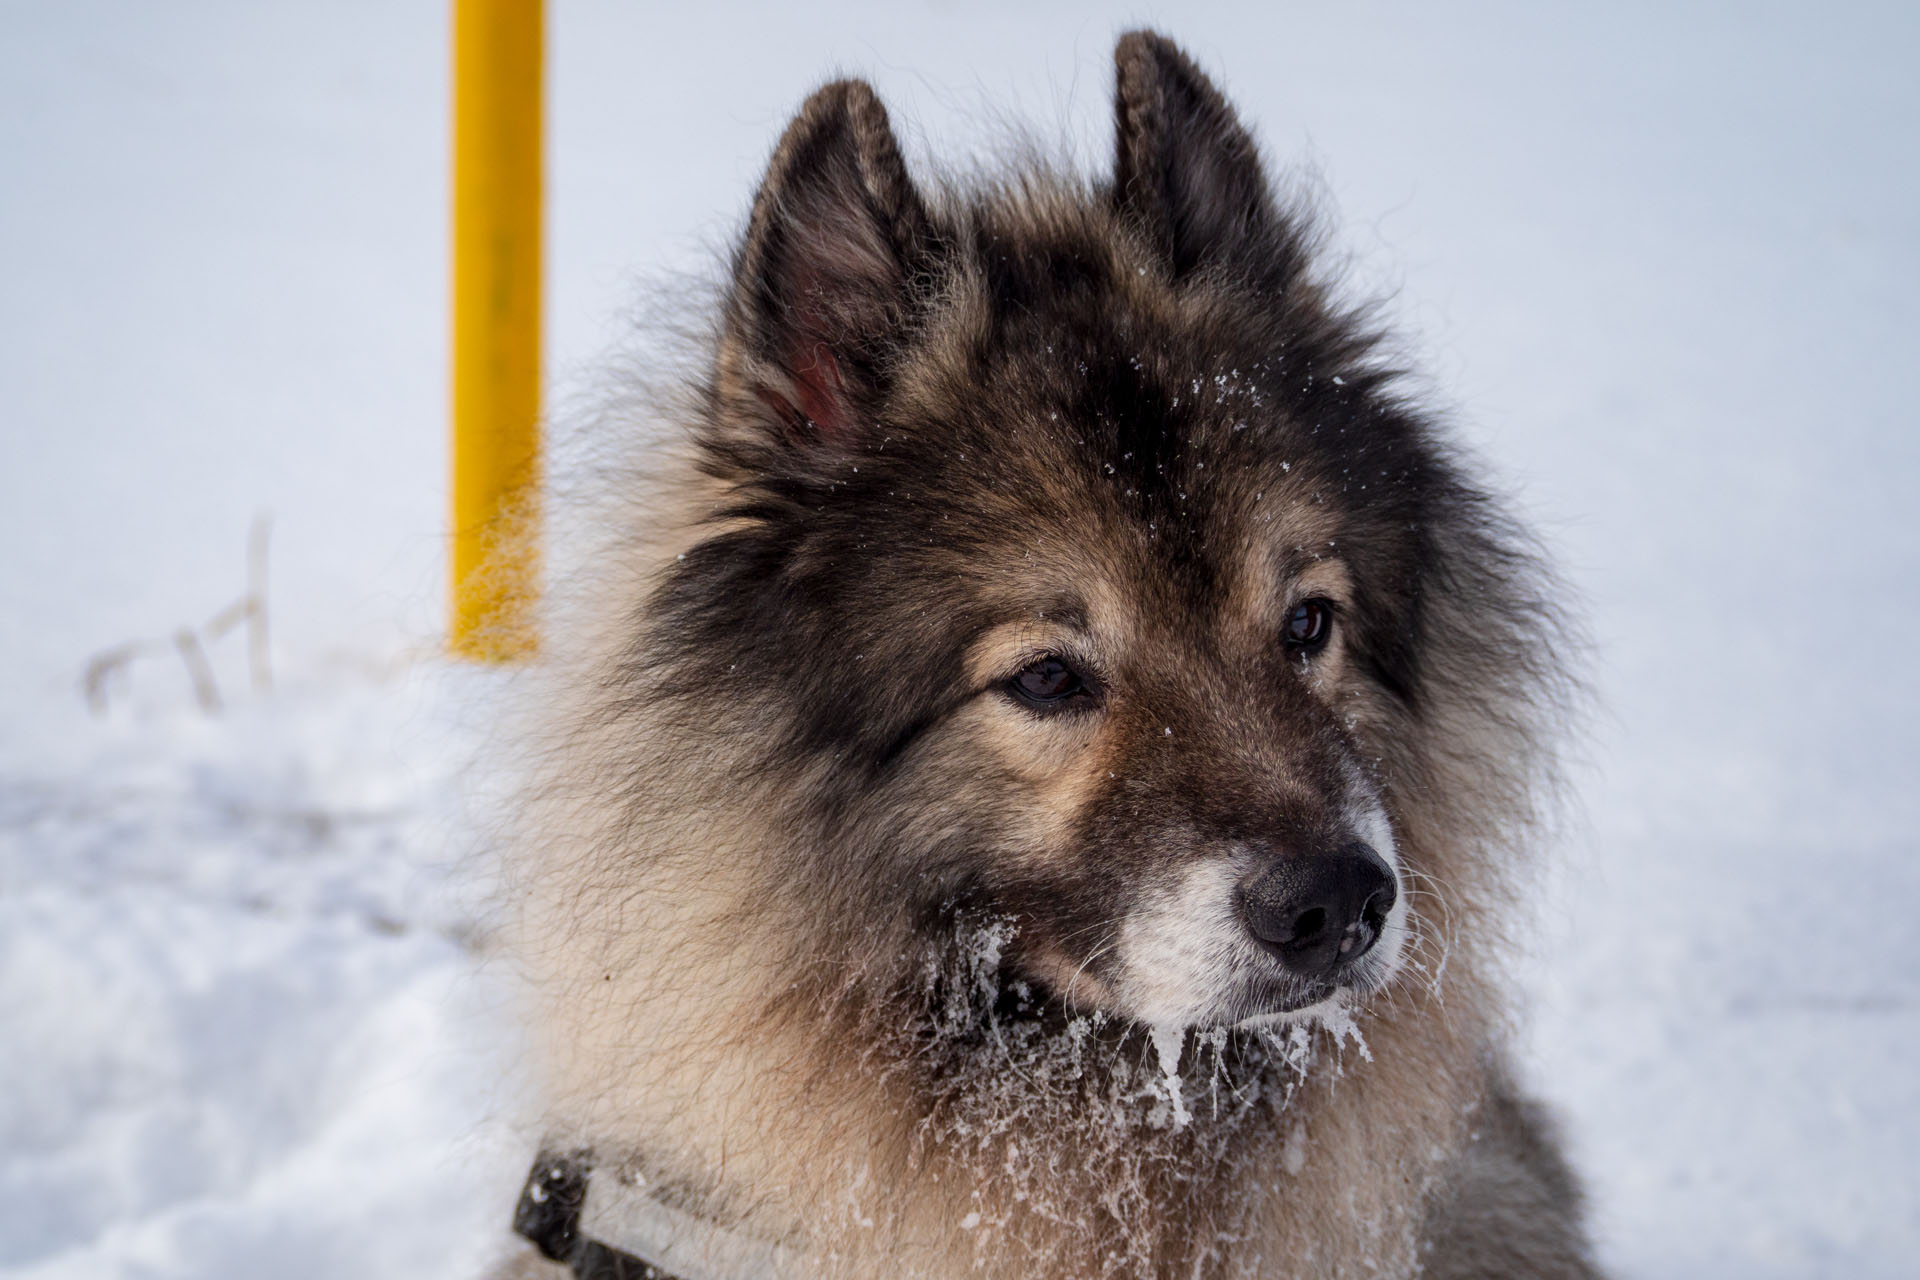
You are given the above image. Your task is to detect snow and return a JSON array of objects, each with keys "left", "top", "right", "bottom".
[
  {"left": 3, "top": 3, "right": 1916, "bottom": 1277},
  {"left": 1149, "top": 1023, "right": 1192, "bottom": 1129}
]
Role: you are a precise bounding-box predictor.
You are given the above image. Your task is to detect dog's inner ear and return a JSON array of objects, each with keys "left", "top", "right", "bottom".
[
  {"left": 1112, "top": 31, "right": 1279, "bottom": 279},
  {"left": 721, "top": 80, "right": 933, "bottom": 449}
]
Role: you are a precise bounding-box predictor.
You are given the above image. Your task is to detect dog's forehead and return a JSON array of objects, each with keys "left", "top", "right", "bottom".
[
  {"left": 890, "top": 260, "right": 1342, "bottom": 578},
  {"left": 909, "top": 217, "right": 1329, "bottom": 483},
  {"left": 846, "top": 196, "right": 1435, "bottom": 657}
]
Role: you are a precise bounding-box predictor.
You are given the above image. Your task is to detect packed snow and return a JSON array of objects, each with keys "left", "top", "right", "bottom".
[
  {"left": 3, "top": 3, "right": 1916, "bottom": 1277},
  {"left": 1149, "top": 1023, "right": 1191, "bottom": 1129}
]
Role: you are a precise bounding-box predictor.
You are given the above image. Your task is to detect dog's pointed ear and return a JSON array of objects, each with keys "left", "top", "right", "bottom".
[
  {"left": 718, "top": 79, "right": 934, "bottom": 451},
  {"left": 1112, "top": 32, "right": 1279, "bottom": 279}
]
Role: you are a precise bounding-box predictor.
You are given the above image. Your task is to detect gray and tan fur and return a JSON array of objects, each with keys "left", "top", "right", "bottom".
[{"left": 500, "top": 30, "right": 1596, "bottom": 1280}]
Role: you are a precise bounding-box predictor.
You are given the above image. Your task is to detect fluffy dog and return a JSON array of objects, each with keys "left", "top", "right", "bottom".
[{"left": 498, "top": 30, "right": 1595, "bottom": 1280}]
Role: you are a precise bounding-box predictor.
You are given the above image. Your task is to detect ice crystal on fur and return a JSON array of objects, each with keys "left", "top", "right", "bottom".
[{"left": 1150, "top": 1023, "right": 1192, "bottom": 1128}]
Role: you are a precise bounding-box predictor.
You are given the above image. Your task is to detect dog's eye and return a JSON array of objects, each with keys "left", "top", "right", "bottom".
[
  {"left": 1008, "top": 657, "right": 1091, "bottom": 709},
  {"left": 1283, "top": 599, "right": 1335, "bottom": 653}
]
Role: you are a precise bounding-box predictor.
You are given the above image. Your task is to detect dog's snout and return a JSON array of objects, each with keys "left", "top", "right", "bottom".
[{"left": 1239, "top": 842, "right": 1396, "bottom": 980}]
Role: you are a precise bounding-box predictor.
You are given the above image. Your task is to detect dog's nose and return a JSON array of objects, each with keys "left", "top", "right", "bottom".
[{"left": 1238, "top": 842, "right": 1396, "bottom": 980}]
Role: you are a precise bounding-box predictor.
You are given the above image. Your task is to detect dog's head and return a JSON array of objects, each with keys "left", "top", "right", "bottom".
[{"left": 645, "top": 33, "right": 1549, "bottom": 1034}]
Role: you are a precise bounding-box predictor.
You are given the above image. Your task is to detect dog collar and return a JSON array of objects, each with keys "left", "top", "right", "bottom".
[{"left": 514, "top": 1150, "right": 805, "bottom": 1280}]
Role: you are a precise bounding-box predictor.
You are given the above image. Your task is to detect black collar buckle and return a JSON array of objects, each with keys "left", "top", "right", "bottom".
[{"left": 513, "top": 1151, "right": 680, "bottom": 1280}]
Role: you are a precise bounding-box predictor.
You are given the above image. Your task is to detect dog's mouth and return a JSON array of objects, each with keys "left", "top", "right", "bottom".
[
  {"left": 998, "top": 950, "right": 1359, "bottom": 1032},
  {"left": 986, "top": 967, "right": 1332, "bottom": 1045},
  {"left": 1237, "top": 976, "right": 1337, "bottom": 1017},
  {"left": 1223, "top": 968, "right": 1381, "bottom": 1027}
]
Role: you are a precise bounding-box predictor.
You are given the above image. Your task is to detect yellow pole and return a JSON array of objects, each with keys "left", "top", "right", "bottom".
[{"left": 451, "top": 0, "right": 543, "bottom": 660}]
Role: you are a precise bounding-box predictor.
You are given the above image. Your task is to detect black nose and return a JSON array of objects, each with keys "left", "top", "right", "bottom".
[{"left": 1238, "top": 842, "right": 1397, "bottom": 980}]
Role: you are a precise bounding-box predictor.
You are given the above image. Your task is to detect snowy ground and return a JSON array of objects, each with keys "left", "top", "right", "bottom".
[{"left": 3, "top": 3, "right": 1916, "bottom": 1277}]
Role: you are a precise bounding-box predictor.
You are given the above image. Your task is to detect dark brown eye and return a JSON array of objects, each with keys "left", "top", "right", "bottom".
[
  {"left": 1008, "top": 657, "right": 1090, "bottom": 708},
  {"left": 1283, "top": 599, "right": 1334, "bottom": 652}
]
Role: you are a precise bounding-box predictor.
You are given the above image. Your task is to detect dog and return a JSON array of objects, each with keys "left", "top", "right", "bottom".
[{"left": 496, "top": 30, "right": 1596, "bottom": 1280}]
